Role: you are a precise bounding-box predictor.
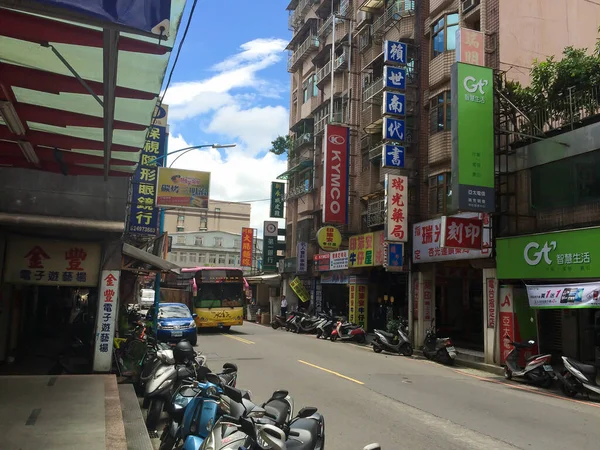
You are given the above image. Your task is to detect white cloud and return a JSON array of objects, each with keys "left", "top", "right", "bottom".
[{"left": 167, "top": 134, "right": 287, "bottom": 237}]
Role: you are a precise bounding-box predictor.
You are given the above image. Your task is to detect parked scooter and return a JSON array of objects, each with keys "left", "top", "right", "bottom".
[
  {"left": 422, "top": 319, "right": 456, "bottom": 365},
  {"left": 372, "top": 318, "right": 413, "bottom": 356},
  {"left": 330, "top": 319, "right": 366, "bottom": 343},
  {"left": 503, "top": 340, "right": 554, "bottom": 387},
  {"left": 316, "top": 315, "right": 337, "bottom": 339},
  {"left": 271, "top": 314, "right": 288, "bottom": 330},
  {"left": 295, "top": 312, "right": 322, "bottom": 334},
  {"left": 556, "top": 355, "right": 599, "bottom": 397}
]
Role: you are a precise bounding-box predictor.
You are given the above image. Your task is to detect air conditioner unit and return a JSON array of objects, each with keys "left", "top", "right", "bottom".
[{"left": 462, "top": 0, "right": 476, "bottom": 13}]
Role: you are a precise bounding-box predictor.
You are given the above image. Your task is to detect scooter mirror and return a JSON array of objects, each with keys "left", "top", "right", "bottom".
[
  {"left": 528, "top": 340, "right": 535, "bottom": 345},
  {"left": 297, "top": 406, "right": 317, "bottom": 418},
  {"left": 363, "top": 444, "right": 382, "bottom": 450}
]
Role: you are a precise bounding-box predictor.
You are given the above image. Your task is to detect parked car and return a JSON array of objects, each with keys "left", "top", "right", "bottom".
[
  {"left": 146, "top": 303, "right": 198, "bottom": 346},
  {"left": 139, "top": 288, "right": 155, "bottom": 310}
]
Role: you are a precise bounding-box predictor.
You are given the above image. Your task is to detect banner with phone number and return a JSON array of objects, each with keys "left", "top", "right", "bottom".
[{"left": 526, "top": 282, "right": 600, "bottom": 308}]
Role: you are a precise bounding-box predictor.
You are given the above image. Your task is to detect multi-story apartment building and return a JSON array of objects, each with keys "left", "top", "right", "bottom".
[
  {"left": 168, "top": 230, "right": 263, "bottom": 275},
  {"left": 163, "top": 199, "right": 251, "bottom": 234},
  {"left": 282, "top": 0, "right": 600, "bottom": 364}
]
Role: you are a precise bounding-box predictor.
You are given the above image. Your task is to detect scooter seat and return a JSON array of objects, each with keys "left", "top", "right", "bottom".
[
  {"left": 525, "top": 354, "right": 547, "bottom": 363},
  {"left": 286, "top": 418, "right": 319, "bottom": 450},
  {"left": 566, "top": 357, "right": 598, "bottom": 379},
  {"left": 375, "top": 330, "right": 396, "bottom": 339},
  {"left": 263, "top": 398, "right": 290, "bottom": 427}
]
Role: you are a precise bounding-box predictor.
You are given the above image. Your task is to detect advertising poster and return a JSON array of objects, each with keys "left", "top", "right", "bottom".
[
  {"left": 329, "top": 250, "right": 349, "bottom": 270},
  {"left": 322, "top": 124, "right": 349, "bottom": 224},
  {"left": 156, "top": 168, "right": 210, "bottom": 209},
  {"left": 348, "top": 233, "right": 374, "bottom": 268},
  {"left": 451, "top": 62, "right": 495, "bottom": 212},
  {"left": 526, "top": 282, "right": 600, "bottom": 308}
]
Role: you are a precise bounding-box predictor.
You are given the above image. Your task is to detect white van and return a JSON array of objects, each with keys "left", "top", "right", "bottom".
[{"left": 139, "top": 289, "right": 155, "bottom": 309}]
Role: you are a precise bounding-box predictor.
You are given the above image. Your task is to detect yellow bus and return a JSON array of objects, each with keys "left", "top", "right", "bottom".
[{"left": 163, "top": 267, "right": 247, "bottom": 330}]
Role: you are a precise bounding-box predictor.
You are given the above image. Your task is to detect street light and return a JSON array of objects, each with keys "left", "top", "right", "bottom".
[{"left": 147, "top": 143, "right": 237, "bottom": 167}]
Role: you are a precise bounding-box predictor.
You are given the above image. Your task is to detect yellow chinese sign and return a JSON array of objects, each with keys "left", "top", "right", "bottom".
[
  {"left": 5, "top": 236, "right": 101, "bottom": 287},
  {"left": 156, "top": 168, "right": 211, "bottom": 209},
  {"left": 289, "top": 277, "right": 310, "bottom": 303},
  {"left": 316, "top": 226, "right": 342, "bottom": 251},
  {"left": 348, "top": 233, "right": 374, "bottom": 268},
  {"left": 348, "top": 284, "right": 368, "bottom": 330}
]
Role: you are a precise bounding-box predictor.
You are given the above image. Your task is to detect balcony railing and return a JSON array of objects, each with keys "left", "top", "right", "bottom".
[
  {"left": 287, "top": 35, "right": 320, "bottom": 72},
  {"left": 316, "top": 63, "right": 332, "bottom": 85},
  {"left": 286, "top": 181, "right": 314, "bottom": 200},
  {"left": 318, "top": 15, "right": 333, "bottom": 37},
  {"left": 367, "top": 196, "right": 385, "bottom": 227},
  {"left": 314, "top": 116, "right": 327, "bottom": 135},
  {"left": 290, "top": 0, "right": 313, "bottom": 28},
  {"left": 362, "top": 77, "right": 384, "bottom": 102},
  {"left": 372, "top": 0, "right": 415, "bottom": 37},
  {"left": 368, "top": 140, "right": 383, "bottom": 161},
  {"left": 292, "top": 132, "right": 314, "bottom": 151},
  {"left": 334, "top": 51, "right": 347, "bottom": 71},
  {"left": 288, "top": 12, "right": 295, "bottom": 31}
]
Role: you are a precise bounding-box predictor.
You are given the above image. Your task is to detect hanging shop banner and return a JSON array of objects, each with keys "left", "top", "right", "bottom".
[
  {"left": 385, "top": 174, "right": 408, "bottom": 242},
  {"left": 348, "top": 233, "right": 374, "bottom": 268},
  {"left": 526, "top": 282, "right": 600, "bottom": 309},
  {"left": 382, "top": 144, "right": 405, "bottom": 169},
  {"left": 263, "top": 221, "right": 279, "bottom": 272},
  {"left": 440, "top": 216, "right": 483, "bottom": 250},
  {"left": 297, "top": 242, "right": 308, "bottom": 273},
  {"left": 487, "top": 278, "right": 496, "bottom": 328},
  {"left": 270, "top": 182, "right": 285, "bottom": 218},
  {"left": 316, "top": 226, "right": 342, "bottom": 251},
  {"left": 240, "top": 227, "right": 254, "bottom": 267},
  {"left": 314, "top": 253, "right": 331, "bottom": 271},
  {"left": 290, "top": 277, "right": 310, "bottom": 303},
  {"left": 383, "top": 117, "right": 405, "bottom": 142},
  {"left": 321, "top": 272, "right": 349, "bottom": 284},
  {"left": 384, "top": 40, "right": 407, "bottom": 65},
  {"left": 323, "top": 124, "right": 350, "bottom": 224},
  {"left": 5, "top": 236, "right": 101, "bottom": 286},
  {"left": 499, "top": 286, "right": 516, "bottom": 364},
  {"left": 384, "top": 243, "right": 404, "bottom": 270},
  {"left": 451, "top": 62, "right": 495, "bottom": 212},
  {"left": 383, "top": 66, "right": 406, "bottom": 90},
  {"left": 382, "top": 91, "right": 406, "bottom": 116},
  {"left": 455, "top": 28, "right": 485, "bottom": 66},
  {"left": 329, "top": 250, "right": 349, "bottom": 270},
  {"left": 127, "top": 114, "right": 167, "bottom": 236},
  {"left": 496, "top": 227, "right": 600, "bottom": 280},
  {"left": 412, "top": 213, "right": 492, "bottom": 263},
  {"left": 156, "top": 168, "right": 210, "bottom": 209},
  {"left": 92, "top": 270, "right": 120, "bottom": 372}
]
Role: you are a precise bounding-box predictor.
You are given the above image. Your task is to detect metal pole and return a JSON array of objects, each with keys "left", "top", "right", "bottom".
[
  {"left": 330, "top": 3, "right": 336, "bottom": 122},
  {"left": 153, "top": 142, "right": 168, "bottom": 333}
]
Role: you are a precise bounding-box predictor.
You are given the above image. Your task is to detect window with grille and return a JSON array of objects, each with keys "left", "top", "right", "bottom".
[
  {"left": 176, "top": 235, "right": 186, "bottom": 244},
  {"left": 198, "top": 253, "right": 206, "bottom": 264},
  {"left": 429, "top": 91, "right": 451, "bottom": 134},
  {"left": 209, "top": 254, "right": 216, "bottom": 264},
  {"left": 214, "top": 237, "right": 223, "bottom": 247},
  {"left": 190, "top": 253, "right": 197, "bottom": 263},
  {"left": 218, "top": 254, "right": 226, "bottom": 264},
  {"left": 428, "top": 173, "right": 451, "bottom": 215},
  {"left": 195, "top": 236, "right": 203, "bottom": 246},
  {"left": 432, "top": 13, "right": 459, "bottom": 58}
]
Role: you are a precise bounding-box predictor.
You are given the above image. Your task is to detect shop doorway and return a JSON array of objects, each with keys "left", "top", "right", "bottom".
[
  {"left": 322, "top": 284, "right": 349, "bottom": 317},
  {"left": 0, "top": 284, "right": 97, "bottom": 375}
]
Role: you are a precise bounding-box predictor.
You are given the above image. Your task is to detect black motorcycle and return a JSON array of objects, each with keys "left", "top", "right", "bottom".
[{"left": 422, "top": 319, "right": 456, "bottom": 365}]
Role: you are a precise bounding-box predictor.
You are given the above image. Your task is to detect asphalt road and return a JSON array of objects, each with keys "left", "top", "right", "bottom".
[{"left": 163, "top": 322, "right": 600, "bottom": 450}]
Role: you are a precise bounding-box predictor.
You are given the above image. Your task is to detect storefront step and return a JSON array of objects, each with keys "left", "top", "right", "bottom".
[
  {"left": 411, "top": 348, "right": 505, "bottom": 376},
  {"left": 118, "top": 384, "right": 153, "bottom": 450}
]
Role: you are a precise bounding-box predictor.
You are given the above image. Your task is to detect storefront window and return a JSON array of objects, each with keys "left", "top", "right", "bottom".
[
  {"left": 428, "top": 172, "right": 451, "bottom": 215},
  {"left": 429, "top": 91, "right": 451, "bottom": 134},
  {"left": 432, "top": 13, "right": 459, "bottom": 58}
]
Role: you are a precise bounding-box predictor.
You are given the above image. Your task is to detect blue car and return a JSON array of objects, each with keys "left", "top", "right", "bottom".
[{"left": 147, "top": 303, "right": 198, "bottom": 346}]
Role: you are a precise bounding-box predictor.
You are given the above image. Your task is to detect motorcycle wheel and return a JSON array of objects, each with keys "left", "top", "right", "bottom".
[
  {"left": 503, "top": 367, "right": 512, "bottom": 381},
  {"left": 401, "top": 343, "right": 413, "bottom": 357},
  {"left": 159, "top": 433, "right": 177, "bottom": 450},
  {"left": 330, "top": 334, "right": 338, "bottom": 342},
  {"left": 146, "top": 398, "right": 164, "bottom": 431},
  {"left": 560, "top": 372, "right": 578, "bottom": 397},
  {"left": 316, "top": 330, "right": 322, "bottom": 339},
  {"left": 271, "top": 322, "right": 280, "bottom": 330},
  {"left": 373, "top": 343, "right": 383, "bottom": 353},
  {"left": 143, "top": 396, "right": 151, "bottom": 409},
  {"left": 356, "top": 334, "right": 366, "bottom": 344},
  {"left": 540, "top": 376, "right": 554, "bottom": 389}
]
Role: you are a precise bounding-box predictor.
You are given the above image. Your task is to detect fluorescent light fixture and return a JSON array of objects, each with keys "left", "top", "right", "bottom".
[
  {"left": 212, "top": 143, "right": 237, "bottom": 149},
  {"left": 0, "top": 101, "right": 26, "bottom": 136},
  {"left": 17, "top": 141, "right": 40, "bottom": 166}
]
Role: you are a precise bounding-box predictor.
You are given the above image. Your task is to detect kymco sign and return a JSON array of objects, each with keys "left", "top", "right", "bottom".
[{"left": 322, "top": 124, "right": 349, "bottom": 224}]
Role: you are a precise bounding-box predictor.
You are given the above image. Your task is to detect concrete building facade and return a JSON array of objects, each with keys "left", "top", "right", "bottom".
[{"left": 163, "top": 199, "right": 251, "bottom": 235}]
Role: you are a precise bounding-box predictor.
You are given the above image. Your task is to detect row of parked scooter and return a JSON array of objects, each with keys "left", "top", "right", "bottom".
[
  {"left": 136, "top": 337, "right": 383, "bottom": 449},
  {"left": 271, "top": 312, "right": 458, "bottom": 365}
]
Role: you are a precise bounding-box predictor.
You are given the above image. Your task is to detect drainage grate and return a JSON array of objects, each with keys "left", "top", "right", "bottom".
[{"left": 148, "top": 431, "right": 160, "bottom": 439}]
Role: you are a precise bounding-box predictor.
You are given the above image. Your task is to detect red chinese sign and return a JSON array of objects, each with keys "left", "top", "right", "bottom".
[
  {"left": 385, "top": 175, "right": 408, "bottom": 242},
  {"left": 423, "top": 276, "right": 433, "bottom": 321},
  {"left": 487, "top": 278, "right": 496, "bottom": 329},
  {"left": 240, "top": 228, "right": 254, "bottom": 267},
  {"left": 457, "top": 28, "right": 484, "bottom": 67},
  {"left": 499, "top": 287, "right": 515, "bottom": 364},
  {"left": 323, "top": 124, "right": 349, "bottom": 224},
  {"left": 413, "top": 276, "right": 419, "bottom": 318},
  {"left": 313, "top": 253, "right": 331, "bottom": 271},
  {"left": 440, "top": 216, "right": 483, "bottom": 250}
]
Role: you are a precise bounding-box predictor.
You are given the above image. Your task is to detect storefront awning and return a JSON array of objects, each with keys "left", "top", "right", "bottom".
[
  {"left": 246, "top": 273, "right": 281, "bottom": 285},
  {"left": 122, "top": 243, "right": 181, "bottom": 274},
  {"left": 277, "top": 158, "right": 313, "bottom": 180}
]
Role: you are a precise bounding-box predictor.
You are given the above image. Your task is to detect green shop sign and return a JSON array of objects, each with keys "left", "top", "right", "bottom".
[
  {"left": 450, "top": 62, "right": 495, "bottom": 213},
  {"left": 496, "top": 227, "right": 600, "bottom": 280}
]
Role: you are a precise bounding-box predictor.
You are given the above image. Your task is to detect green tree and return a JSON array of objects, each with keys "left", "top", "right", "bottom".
[{"left": 269, "top": 135, "right": 292, "bottom": 156}]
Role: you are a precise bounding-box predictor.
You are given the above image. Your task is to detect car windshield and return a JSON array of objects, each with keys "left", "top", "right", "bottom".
[{"left": 158, "top": 305, "right": 191, "bottom": 319}]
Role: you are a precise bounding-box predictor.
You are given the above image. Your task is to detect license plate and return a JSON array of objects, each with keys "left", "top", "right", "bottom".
[
  {"left": 446, "top": 346, "right": 456, "bottom": 352},
  {"left": 543, "top": 365, "right": 554, "bottom": 372},
  {"left": 448, "top": 352, "right": 457, "bottom": 358},
  {"left": 171, "top": 331, "right": 183, "bottom": 337}
]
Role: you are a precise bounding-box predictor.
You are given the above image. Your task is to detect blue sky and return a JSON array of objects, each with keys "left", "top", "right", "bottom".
[{"left": 163, "top": 1, "right": 293, "bottom": 235}]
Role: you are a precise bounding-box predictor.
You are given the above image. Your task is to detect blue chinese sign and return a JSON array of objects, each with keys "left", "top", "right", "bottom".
[
  {"left": 382, "top": 144, "right": 405, "bottom": 169},
  {"left": 382, "top": 91, "right": 406, "bottom": 116},
  {"left": 384, "top": 40, "right": 407, "bottom": 65},
  {"left": 36, "top": 0, "right": 171, "bottom": 35},
  {"left": 383, "top": 66, "right": 406, "bottom": 90},
  {"left": 127, "top": 124, "right": 166, "bottom": 236},
  {"left": 383, "top": 117, "right": 405, "bottom": 142},
  {"left": 387, "top": 243, "right": 404, "bottom": 268}
]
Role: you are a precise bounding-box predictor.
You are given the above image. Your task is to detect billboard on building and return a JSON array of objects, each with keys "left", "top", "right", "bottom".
[
  {"left": 384, "top": 174, "right": 408, "bottom": 242},
  {"left": 270, "top": 182, "right": 285, "bottom": 218},
  {"left": 451, "top": 62, "right": 495, "bottom": 213},
  {"left": 156, "top": 168, "right": 210, "bottom": 209},
  {"left": 455, "top": 28, "right": 485, "bottom": 66},
  {"left": 322, "top": 124, "right": 349, "bottom": 224},
  {"left": 440, "top": 216, "right": 483, "bottom": 250},
  {"left": 240, "top": 227, "right": 254, "bottom": 267},
  {"left": 348, "top": 233, "right": 374, "bottom": 268}
]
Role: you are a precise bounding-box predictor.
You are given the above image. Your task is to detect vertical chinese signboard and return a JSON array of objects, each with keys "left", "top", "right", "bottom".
[
  {"left": 348, "top": 233, "right": 374, "bottom": 268},
  {"left": 270, "top": 182, "right": 285, "bottom": 218},
  {"left": 451, "top": 63, "right": 495, "bottom": 213},
  {"left": 356, "top": 284, "right": 368, "bottom": 330},
  {"left": 487, "top": 278, "right": 496, "bottom": 329},
  {"left": 297, "top": 242, "right": 308, "bottom": 273},
  {"left": 499, "top": 285, "right": 515, "bottom": 364},
  {"left": 349, "top": 285, "right": 357, "bottom": 323},
  {"left": 422, "top": 272, "right": 433, "bottom": 322},
  {"left": 455, "top": 28, "right": 485, "bottom": 66},
  {"left": 323, "top": 124, "right": 349, "bottom": 224},
  {"left": 127, "top": 105, "right": 168, "bottom": 236},
  {"left": 385, "top": 174, "right": 408, "bottom": 242},
  {"left": 263, "top": 221, "right": 278, "bottom": 272},
  {"left": 93, "top": 270, "right": 119, "bottom": 372},
  {"left": 240, "top": 227, "right": 254, "bottom": 267}
]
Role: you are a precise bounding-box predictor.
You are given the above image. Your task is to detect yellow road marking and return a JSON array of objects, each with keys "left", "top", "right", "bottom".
[
  {"left": 221, "top": 334, "right": 255, "bottom": 345},
  {"left": 298, "top": 360, "right": 364, "bottom": 385}
]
